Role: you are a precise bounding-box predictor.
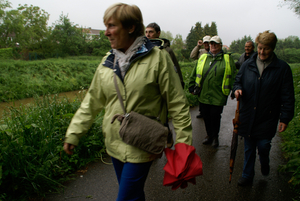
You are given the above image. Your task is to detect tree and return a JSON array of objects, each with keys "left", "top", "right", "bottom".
[
  {"left": 184, "top": 22, "right": 203, "bottom": 58},
  {"left": 170, "top": 34, "right": 185, "bottom": 61},
  {"left": 0, "top": 1, "right": 50, "bottom": 57},
  {"left": 89, "top": 30, "right": 111, "bottom": 57},
  {"left": 229, "top": 35, "right": 253, "bottom": 54},
  {"left": 16, "top": 4, "right": 49, "bottom": 51},
  {"left": 0, "top": 0, "right": 18, "bottom": 48},
  {"left": 194, "top": 22, "right": 204, "bottom": 42},
  {"left": 184, "top": 21, "right": 219, "bottom": 59},
  {"left": 160, "top": 30, "right": 173, "bottom": 44},
  {"left": 51, "top": 14, "right": 86, "bottom": 56},
  {"left": 210, "top": 22, "right": 218, "bottom": 36},
  {"left": 0, "top": 8, "right": 24, "bottom": 48},
  {"left": 203, "top": 23, "right": 210, "bottom": 36},
  {"left": 281, "top": 0, "right": 300, "bottom": 17}
]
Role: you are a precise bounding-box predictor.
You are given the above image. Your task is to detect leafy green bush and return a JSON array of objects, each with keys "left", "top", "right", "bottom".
[
  {"left": 0, "top": 93, "right": 105, "bottom": 200},
  {"left": 0, "top": 48, "right": 13, "bottom": 59},
  {"left": 275, "top": 48, "right": 300, "bottom": 63},
  {"left": 230, "top": 53, "right": 241, "bottom": 62},
  {"left": 180, "top": 61, "right": 199, "bottom": 107},
  {"left": 279, "top": 63, "right": 300, "bottom": 193}
]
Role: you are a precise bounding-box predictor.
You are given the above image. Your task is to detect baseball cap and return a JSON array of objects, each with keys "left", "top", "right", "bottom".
[
  {"left": 203, "top": 35, "right": 211, "bottom": 43},
  {"left": 210, "top": 36, "right": 222, "bottom": 44}
]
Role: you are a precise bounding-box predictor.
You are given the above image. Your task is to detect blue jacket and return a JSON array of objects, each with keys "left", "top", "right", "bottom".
[{"left": 232, "top": 52, "right": 295, "bottom": 139}]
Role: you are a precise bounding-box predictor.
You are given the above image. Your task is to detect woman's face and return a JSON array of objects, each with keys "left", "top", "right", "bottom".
[
  {"left": 257, "top": 43, "right": 273, "bottom": 61},
  {"left": 105, "top": 17, "right": 134, "bottom": 52}
]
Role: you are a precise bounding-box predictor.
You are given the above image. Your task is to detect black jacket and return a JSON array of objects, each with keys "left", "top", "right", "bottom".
[{"left": 232, "top": 52, "right": 295, "bottom": 139}]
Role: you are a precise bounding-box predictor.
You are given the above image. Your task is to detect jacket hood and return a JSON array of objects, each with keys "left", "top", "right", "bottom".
[
  {"left": 161, "top": 38, "right": 171, "bottom": 48},
  {"left": 103, "top": 36, "right": 156, "bottom": 70}
]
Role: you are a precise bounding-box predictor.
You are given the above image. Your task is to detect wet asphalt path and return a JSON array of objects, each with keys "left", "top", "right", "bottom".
[{"left": 46, "top": 98, "right": 297, "bottom": 201}]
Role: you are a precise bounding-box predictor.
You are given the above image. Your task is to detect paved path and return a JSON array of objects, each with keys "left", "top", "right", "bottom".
[{"left": 46, "top": 98, "right": 297, "bottom": 201}]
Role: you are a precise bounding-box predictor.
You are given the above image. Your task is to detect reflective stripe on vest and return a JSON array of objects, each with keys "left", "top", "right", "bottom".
[
  {"left": 195, "top": 54, "right": 232, "bottom": 96},
  {"left": 222, "top": 54, "right": 231, "bottom": 96},
  {"left": 195, "top": 54, "right": 207, "bottom": 87}
]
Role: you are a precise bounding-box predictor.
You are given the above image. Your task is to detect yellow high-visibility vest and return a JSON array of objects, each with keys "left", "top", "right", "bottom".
[{"left": 195, "top": 54, "right": 232, "bottom": 96}]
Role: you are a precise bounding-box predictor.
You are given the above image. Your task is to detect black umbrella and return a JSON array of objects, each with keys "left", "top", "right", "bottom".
[{"left": 229, "top": 99, "right": 240, "bottom": 183}]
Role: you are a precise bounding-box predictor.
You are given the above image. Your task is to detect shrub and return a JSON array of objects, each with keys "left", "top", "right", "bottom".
[
  {"left": 279, "top": 63, "right": 300, "bottom": 194},
  {"left": 180, "top": 61, "right": 199, "bottom": 107},
  {"left": 0, "top": 48, "right": 13, "bottom": 59},
  {"left": 230, "top": 53, "right": 241, "bottom": 62},
  {"left": 0, "top": 94, "right": 105, "bottom": 199}
]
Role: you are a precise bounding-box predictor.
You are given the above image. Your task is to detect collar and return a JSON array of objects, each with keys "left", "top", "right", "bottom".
[{"left": 103, "top": 37, "right": 155, "bottom": 69}]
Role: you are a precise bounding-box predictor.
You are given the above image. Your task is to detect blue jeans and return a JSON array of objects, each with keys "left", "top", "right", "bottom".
[
  {"left": 242, "top": 137, "right": 272, "bottom": 179},
  {"left": 111, "top": 157, "right": 153, "bottom": 201}
]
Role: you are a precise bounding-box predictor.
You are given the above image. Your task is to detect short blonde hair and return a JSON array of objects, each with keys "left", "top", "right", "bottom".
[
  {"left": 103, "top": 3, "right": 144, "bottom": 38},
  {"left": 255, "top": 30, "right": 277, "bottom": 50}
]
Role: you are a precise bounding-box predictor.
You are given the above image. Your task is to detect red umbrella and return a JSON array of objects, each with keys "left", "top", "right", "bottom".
[
  {"left": 163, "top": 143, "right": 203, "bottom": 190},
  {"left": 229, "top": 99, "right": 240, "bottom": 183}
]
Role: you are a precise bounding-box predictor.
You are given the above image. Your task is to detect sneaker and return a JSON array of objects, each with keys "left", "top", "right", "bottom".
[
  {"left": 238, "top": 177, "right": 253, "bottom": 186},
  {"left": 196, "top": 113, "right": 203, "bottom": 118}
]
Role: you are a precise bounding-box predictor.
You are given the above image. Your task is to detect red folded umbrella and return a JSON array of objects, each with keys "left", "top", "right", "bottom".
[{"left": 163, "top": 143, "right": 203, "bottom": 190}]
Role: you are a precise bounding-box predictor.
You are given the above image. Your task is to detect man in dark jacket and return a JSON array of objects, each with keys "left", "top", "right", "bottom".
[
  {"left": 232, "top": 31, "right": 295, "bottom": 186},
  {"left": 235, "top": 40, "right": 255, "bottom": 69},
  {"left": 145, "top": 22, "right": 185, "bottom": 148},
  {"left": 145, "top": 22, "right": 184, "bottom": 88}
]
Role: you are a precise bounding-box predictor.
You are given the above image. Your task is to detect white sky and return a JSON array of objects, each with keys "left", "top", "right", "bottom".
[{"left": 8, "top": 0, "right": 300, "bottom": 46}]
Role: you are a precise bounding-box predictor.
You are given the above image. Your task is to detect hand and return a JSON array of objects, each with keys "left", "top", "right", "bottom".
[
  {"left": 234, "top": 90, "right": 242, "bottom": 100},
  {"left": 278, "top": 122, "right": 287, "bottom": 132},
  {"left": 197, "top": 40, "right": 203, "bottom": 47},
  {"left": 64, "top": 143, "right": 75, "bottom": 155}
]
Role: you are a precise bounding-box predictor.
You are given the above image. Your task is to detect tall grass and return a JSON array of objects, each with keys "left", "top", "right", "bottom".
[
  {"left": 0, "top": 56, "right": 101, "bottom": 102},
  {"left": 0, "top": 92, "right": 105, "bottom": 200},
  {"left": 279, "top": 63, "right": 300, "bottom": 195}
]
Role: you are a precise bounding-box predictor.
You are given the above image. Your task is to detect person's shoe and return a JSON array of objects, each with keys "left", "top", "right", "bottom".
[
  {"left": 238, "top": 177, "right": 253, "bottom": 186},
  {"left": 261, "top": 164, "right": 270, "bottom": 176},
  {"left": 212, "top": 138, "right": 219, "bottom": 148},
  {"left": 202, "top": 136, "right": 213, "bottom": 145},
  {"left": 196, "top": 113, "right": 203, "bottom": 118},
  {"left": 167, "top": 131, "right": 174, "bottom": 148}
]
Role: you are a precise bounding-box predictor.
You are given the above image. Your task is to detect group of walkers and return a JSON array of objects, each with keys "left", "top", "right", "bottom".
[{"left": 62, "top": 2, "right": 295, "bottom": 200}]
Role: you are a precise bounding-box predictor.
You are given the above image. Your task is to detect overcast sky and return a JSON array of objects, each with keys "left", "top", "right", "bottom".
[{"left": 8, "top": 0, "right": 300, "bottom": 46}]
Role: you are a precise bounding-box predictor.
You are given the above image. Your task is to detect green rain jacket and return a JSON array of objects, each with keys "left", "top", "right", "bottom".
[
  {"left": 188, "top": 51, "right": 236, "bottom": 106},
  {"left": 65, "top": 38, "right": 192, "bottom": 163}
]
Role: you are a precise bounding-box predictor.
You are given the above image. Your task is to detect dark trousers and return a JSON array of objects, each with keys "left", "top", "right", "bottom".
[
  {"left": 200, "top": 103, "right": 224, "bottom": 139},
  {"left": 112, "top": 157, "right": 153, "bottom": 201},
  {"left": 199, "top": 102, "right": 202, "bottom": 114},
  {"left": 242, "top": 137, "right": 272, "bottom": 179}
]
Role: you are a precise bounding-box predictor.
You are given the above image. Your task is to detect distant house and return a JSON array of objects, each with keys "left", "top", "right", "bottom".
[
  {"left": 222, "top": 45, "right": 229, "bottom": 50},
  {"left": 82, "top": 27, "right": 103, "bottom": 40}
]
